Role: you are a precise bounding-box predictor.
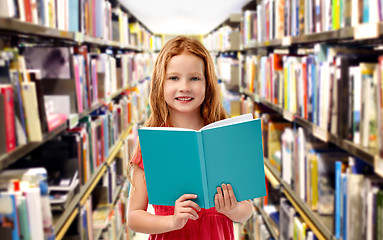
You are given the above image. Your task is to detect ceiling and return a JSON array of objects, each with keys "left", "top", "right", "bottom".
[{"left": 119, "top": 0, "right": 249, "bottom": 35}]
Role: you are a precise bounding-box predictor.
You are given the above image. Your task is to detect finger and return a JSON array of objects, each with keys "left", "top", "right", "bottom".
[
  {"left": 176, "top": 194, "right": 198, "bottom": 203},
  {"left": 227, "top": 184, "right": 237, "bottom": 207},
  {"left": 179, "top": 200, "right": 201, "bottom": 212},
  {"left": 221, "top": 184, "right": 231, "bottom": 205},
  {"left": 217, "top": 186, "right": 225, "bottom": 208},
  {"left": 179, "top": 207, "right": 199, "bottom": 219},
  {"left": 179, "top": 212, "right": 198, "bottom": 221},
  {"left": 214, "top": 193, "right": 220, "bottom": 209}
]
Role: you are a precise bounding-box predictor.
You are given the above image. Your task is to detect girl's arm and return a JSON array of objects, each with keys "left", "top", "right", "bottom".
[
  {"left": 127, "top": 165, "right": 201, "bottom": 234},
  {"left": 214, "top": 183, "right": 253, "bottom": 222}
]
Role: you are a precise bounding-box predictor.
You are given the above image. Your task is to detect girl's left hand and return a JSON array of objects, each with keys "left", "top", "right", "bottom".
[{"left": 214, "top": 183, "right": 239, "bottom": 216}]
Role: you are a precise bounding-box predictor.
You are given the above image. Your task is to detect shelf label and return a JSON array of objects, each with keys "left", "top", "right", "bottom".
[
  {"left": 68, "top": 113, "right": 79, "bottom": 129},
  {"left": 283, "top": 110, "right": 295, "bottom": 121},
  {"left": 74, "top": 32, "right": 84, "bottom": 43},
  {"left": 313, "top": 125, "right": 330, "bottom": 142},
  {"left": 282, "top": 36, "right": 292, "bottom": 46},
  {"left": 354, "top": 23, "right": 380, "bottom": 40},
  {"left": 254, "top": 94, "right": 260, "bottom": 103}
]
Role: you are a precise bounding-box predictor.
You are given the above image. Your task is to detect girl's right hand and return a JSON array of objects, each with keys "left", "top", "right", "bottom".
[{"left": 172, "top": 194, "right": 201, "bottom": 230}]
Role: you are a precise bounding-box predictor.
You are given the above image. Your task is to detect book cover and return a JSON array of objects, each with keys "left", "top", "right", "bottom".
[
  {"left": 269, "top": 121, "right": 291, "bottom": 172},
  {"left": 359, "top": 63, "right": 377, "bottom": 148},
  {"left": 21, "top": 81, "right": 43, "bottom": 142},
  {"left": 29, "top": 70, "right": 49, "bottom": 134},
  {"left": 138, "top": 114, "right": 266, "bottom": 209},
  {"left": 0, "top": 193, "right": 20, "bottom": 240},
  {"left": 23, "top": 47, "right": 71, "bottom": 79},
  {"left": 9, "top": 69, "right": 28, "bottom": 147},
  {"left": 72, "top": 55, "right": 84, "bottom": 113},
  {"left": 346, "top": 172, "right": 364, "bottom": 240},
  {"left": 41, "top": 78, "right": 79, "bottom": 114},
  {"left": 316, "top": 151, "right": 348, "bottom": 215},
  {"left": 0, "top": 168, "right": 50, "bottom": 240},
  {"left": 15, "top": 194, "right": 31, "bottom": 240},
  {"left": 73, "top": 46, "right": 92, "bottom": 107}
]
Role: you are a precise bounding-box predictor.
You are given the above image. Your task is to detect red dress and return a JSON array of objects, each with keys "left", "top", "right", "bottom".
[{"left": 131, "top": 147, "right": 234, "bottom": 240}]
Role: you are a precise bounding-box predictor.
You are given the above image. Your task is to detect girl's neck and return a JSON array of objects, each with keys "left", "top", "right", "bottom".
[{"left": 168, "top": 112, "right": 205, "bottom": 130}]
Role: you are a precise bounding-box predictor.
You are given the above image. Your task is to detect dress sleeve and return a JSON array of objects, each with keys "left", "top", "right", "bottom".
[{"left": 131, "top": 143, "right": 144, "bottom": 170}]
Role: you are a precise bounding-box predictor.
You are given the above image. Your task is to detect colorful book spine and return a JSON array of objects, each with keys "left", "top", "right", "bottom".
[
  {"left": 0, "top": 85, "right": 16, "bottom": 152},
  {"left": 334, "top": 161, "right": 342, "bottom": 239},
  {"left": 0, "top": 193, "right": 20, "bottom": 240}
]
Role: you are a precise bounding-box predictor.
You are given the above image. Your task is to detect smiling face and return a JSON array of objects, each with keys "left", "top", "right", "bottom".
[{"left": 163, "top": 51, "right": 206, "bottom": 120}]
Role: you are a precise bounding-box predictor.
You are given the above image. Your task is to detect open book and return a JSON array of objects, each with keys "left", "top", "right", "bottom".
[{"left": 138, "top": 113, "right": 266, "bottom": 209}]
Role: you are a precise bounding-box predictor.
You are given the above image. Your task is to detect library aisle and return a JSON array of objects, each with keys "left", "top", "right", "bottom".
[{"left": 2, "top": 0, "right": 383, "bottom": 239}]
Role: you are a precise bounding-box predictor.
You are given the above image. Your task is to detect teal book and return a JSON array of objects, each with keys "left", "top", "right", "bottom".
[{"left": 138, "top": 113, "right": 266, "bottom": 209}]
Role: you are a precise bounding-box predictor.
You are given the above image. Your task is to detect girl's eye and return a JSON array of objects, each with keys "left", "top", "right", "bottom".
[
  {"left": 190, "top": 77, "right": 200, "bottom": 81},
  {"left": 169, "top": 76, "right": 178, "bottom": 81}
]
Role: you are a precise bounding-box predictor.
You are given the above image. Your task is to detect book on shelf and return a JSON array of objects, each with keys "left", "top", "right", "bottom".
[
  {"left": 21, "top": 81, "right": 43, "bottom": 142},
  {"left": 268, "top": 120, "right": 291, "bottom": 172},
  {"left": 23, "top": 47, "right": 72, "bottom": 80},
  {"left": 279, "top": 197, "right": 296, "bottom": 240},
  {"left": 0, "top": 167, "right": 55, "bottom": 240},
  {"left": 0, "top": 193, "right": 20, "bottom": 240},
  {"left": 49, "top": 188, "right": 76, "bottom": 211},
  {"left": 0, "top": 49, "right": 29, "bottom": 148},
  {"left": 315, "top": 150, "right": 348, "bottom": 215},
  {"left": 8, "top": 68, "right": 28, "bottom": 147},
  {"left": 0, "top": 93, "right": 6, "bottom": 155},
  {"left": 138, "top": 113, "right": 266, "bottom": 209},
  {"left": 293, "top": 215, "right": 307, "bottom": 240},
  {"left": 0, "top": 85, "right": 16, "bottom": 152},
  {"left": 28, "top": 70, "right": 49, "bottom": 134},
  {"left": 40, "top": 135, "right": 83, "bottom": 188}
]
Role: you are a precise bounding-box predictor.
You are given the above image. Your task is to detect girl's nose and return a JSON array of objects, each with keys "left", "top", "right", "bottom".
[{"left": 179, "top": 79, "right": 191, "bottom": 92}]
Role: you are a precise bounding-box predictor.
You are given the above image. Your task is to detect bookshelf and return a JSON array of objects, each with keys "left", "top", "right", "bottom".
[
  {"left": 242, "top": 89, "right": 379, "bottom": 167},
  {"left": 0, "top": 1, "right": 154, "bottom": 239},
  {"left": 214, "top": 0, "right": 383, "bottom": 239},
  {"left": 89, "top": 178, "right": 128, "bottom": 239},
  {"left": 264, "top": 159, "right": 333, "bottom": 240}
]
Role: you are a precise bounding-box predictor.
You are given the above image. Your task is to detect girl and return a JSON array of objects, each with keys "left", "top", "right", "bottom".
[{"left": 127, "top": 36, "right": 253, "bottom": 239}]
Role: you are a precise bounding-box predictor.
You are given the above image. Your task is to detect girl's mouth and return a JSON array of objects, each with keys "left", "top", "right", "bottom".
[{"left": 175, "top": 97, "right": 194, "bottom": 102}]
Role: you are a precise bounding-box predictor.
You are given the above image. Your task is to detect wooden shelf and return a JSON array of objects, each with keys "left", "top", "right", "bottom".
[
  {"left": 241, "top": 23, "right": 383, "bottom": 50},
  {"left": 0, "top": 122, "right": 67, "bottom": 171},
  {"left": 0, "top": 17, "right": 141, "bottom": 51}
]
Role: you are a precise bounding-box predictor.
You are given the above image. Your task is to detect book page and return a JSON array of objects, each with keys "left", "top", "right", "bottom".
[
  {"left": 200, "top": 113, "right": 253, "bottom": 131},
  {"left": 140, "top": 127, "right": 195, "bottom": 131},
  {"left": 140, "top": 113, "right": 253, "bottom": 132}
]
